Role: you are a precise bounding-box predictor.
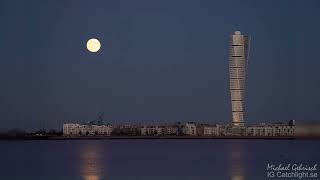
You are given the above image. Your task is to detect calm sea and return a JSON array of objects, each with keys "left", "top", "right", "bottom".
[{"left": 0, "top": 140, "right": 319, "bottom": 180}]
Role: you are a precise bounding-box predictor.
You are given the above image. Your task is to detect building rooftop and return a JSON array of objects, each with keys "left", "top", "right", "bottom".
[{"left": 234, "top": 31, "right": 241, "bottom": 35}]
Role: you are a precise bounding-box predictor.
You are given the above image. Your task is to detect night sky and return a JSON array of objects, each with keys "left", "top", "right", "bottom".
[{"left": 0, "top": 0, "right": 319, "bottom": 130}]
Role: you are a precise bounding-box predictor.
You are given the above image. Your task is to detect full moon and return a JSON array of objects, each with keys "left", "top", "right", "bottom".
[{"left": 86, "top": 38, "right": 101, "bottom": 53}]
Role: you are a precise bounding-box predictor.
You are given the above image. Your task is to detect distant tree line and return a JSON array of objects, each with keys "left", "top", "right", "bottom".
[{"left": 0, "top": 129, "right": 62, "bottom": 138}]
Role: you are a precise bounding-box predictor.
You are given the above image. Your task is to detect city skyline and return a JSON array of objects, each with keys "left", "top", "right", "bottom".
[
  {"left": 0, "top": 2, "right": 319, "bottom": 180},
  {"left": 0, "top": 0, "right": 320, "bottom": 130}
]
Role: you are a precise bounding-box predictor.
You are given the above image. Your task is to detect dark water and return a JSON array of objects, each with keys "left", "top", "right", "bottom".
[{"left": 0, "top": 140, "right": 319, "bottom": 180}]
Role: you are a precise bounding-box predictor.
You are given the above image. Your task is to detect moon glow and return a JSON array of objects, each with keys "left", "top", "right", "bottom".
[{"left": 86, "top": 38, "right": 101, "bottom": 53}]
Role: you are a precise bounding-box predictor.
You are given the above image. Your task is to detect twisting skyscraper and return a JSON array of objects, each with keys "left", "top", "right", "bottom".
[{"left": 229, "top": 31, "right": 250, "bottom": 126}]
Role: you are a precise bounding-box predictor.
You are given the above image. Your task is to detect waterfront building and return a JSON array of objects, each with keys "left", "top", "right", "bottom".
[
  {"left": 63, "top": 123, "right": 112, "bottom": 136},
  {"left": 139, "top": 125, "right": 162, "bottom": 136},
  {"left": 204, "top": 125, "right": 220, "bottom": 136},
  {"left": 229, "top": 31, "right": 250, "bottom": 126},
  {"left": 197, "top": 124, "right": 220, "bottom": 136},
  {"left": 231, "top": 126, "right": 247, "bottom": 136},
  {"left": 246, "top": 126, "right": 274, "bottom": 136},
  {"left": 164, "top": 125, "right": 179, "bottom": 136},
  {"left": 146, "top": 126, "right": 157, "bottom": 136},
  {"left": 174, "top": 122, "right": 184, "bottom": 136},
  {"left": 217, "top": 125, "right": 228, "bottom": 136},
  {"left": 246, "top": 122, "right": 295, "bottom": 137},
  {"left": 196, "top": 124, "right": 206, "bottom": 136},
  {"left": 140, "top": 126, "right": 147, "bottom": 136},
  {"left": 274, "top": 125, "right": 295, "bottom": 136},
  {"left": 156, "top": 126, "right": 165, "bottom": 136},
  {"left": 114, "top": 124, "right": 141, "bottom": 136},
  {"left": 183, "top": 122, "right": 197, "bottom": 136}
]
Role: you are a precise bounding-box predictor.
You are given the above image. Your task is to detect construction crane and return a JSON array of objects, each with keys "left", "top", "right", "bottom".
[{"left": 86, "top": 112, "right": 104, "bottom": 126}]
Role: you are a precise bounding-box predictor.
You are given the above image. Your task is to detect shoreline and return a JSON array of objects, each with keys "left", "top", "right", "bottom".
[{"left": 0, "top": 135, "right": 319, "bottom": 140}]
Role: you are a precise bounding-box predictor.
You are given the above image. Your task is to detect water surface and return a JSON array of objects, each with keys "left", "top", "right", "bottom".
[{"left": 0, "top": 139, "right": 319, "bottom": 180}]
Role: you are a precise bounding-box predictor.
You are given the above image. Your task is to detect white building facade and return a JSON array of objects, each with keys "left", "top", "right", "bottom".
[
  {"left": 246, "top": 125, "right": 295, "bottom": 137},
  {"left": 203, "top": 125, "right": 220, "bottom": 136},
  {"left": 247, "top": 126, "right": 274, "bottom": 136},
  {"left": 63, "top": 123, "right": 112, "bottom": 136},
  {"left": 183, "top": 122, "right": 197, "bottom": 136}
]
